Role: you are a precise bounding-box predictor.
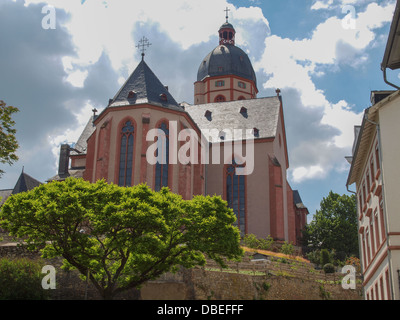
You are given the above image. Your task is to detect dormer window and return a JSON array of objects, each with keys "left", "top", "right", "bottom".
[
  {"left": 205, "top": 110, "right": 212, "bottom": 121},
  {"left": 253, "top": 127, "right": 259, "bottom": 137},
  {"left": 159, "top": 93, "right": 168, "bottom": 102},
  {"left": 128, "top": 91, "right": 136, "bottom": 99},
  {"left": 240, "top": 107, "right": 247, "bottom": 115}
]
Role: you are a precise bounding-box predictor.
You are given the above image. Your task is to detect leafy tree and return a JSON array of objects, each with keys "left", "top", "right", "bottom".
[
  {"left": 0, "top": 178, "right": 243, "bottom": 300},
  {"left": 302, "top": 191, "right": 358, "bottom": 259},
  {"left": 0, "top": 100, "right": 19, "bottom": 178}
]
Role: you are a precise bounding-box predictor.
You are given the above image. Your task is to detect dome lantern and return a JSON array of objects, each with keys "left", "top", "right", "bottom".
[{"left": 219, "top": 7, "right": 235, "bottom": 46}]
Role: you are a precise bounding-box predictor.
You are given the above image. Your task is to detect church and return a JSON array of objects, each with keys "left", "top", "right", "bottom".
[{"left": 51, "top": 15, "right": 308, "bottom": 245}]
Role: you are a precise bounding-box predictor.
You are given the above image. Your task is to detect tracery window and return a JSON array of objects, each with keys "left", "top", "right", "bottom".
[
  {"left": 118, "top": 120, "right": 135, "bottom": 187},
  {"left": 155, "top": 122, "right": 169, "bottom": 191},
  {"left": 226, "top": 159, "right": 246, "bottom": 234}
]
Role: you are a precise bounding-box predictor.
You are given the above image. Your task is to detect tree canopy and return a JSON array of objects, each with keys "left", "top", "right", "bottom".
[
  {"left": 0, "top": 178, "right": 243, "bottom": 299},
  {"left": 0, "top": 100, "right": 19, "bottom": 178},
  {"left": 302, "top": 191, "right": 358, "bottom": 259}
]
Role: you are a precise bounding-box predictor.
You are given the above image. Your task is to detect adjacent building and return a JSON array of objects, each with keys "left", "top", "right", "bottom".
[{"left": 346, "top": 1, "right": 400, "bottom": 300}]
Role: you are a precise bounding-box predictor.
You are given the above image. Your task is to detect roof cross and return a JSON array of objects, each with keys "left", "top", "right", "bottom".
[
  {"left": 224, "top": 7, "right": 230, "bottom": 22},
  {"left": 136, "top": 36, "right": 152, "bottom": 60}
]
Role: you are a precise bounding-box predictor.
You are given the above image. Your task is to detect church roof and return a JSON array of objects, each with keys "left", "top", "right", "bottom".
[
  {"left": 185, "top": 96, "right": 281, "bottom": 142},
  {"left": 293, "top": 190, "right": 307, "bottom": 209},
  {"left": 108, "top": 59, "right": 183, "bottom": 112},
  {"left": 197, "top": 44, "right": 257, "bottom": 85},
  {"left": 70, "top": 116, "right": 96, "bottom": 156}
]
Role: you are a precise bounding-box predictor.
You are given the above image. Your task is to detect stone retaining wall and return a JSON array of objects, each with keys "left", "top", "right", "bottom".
[{"left": 0, "top": 244, "right": 363, "bottom": 300}]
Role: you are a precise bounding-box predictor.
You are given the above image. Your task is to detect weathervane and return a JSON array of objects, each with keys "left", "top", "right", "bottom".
[
  {"left": 136, "top": 36, "right": 152, "bottom": 60},
  {"left": 224, "top": 7, "right": 230, "bottom": 23}
]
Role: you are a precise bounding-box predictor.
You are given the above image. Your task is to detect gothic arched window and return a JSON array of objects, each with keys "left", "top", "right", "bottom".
[
  {"left": 118, "top": 120, "right": 135, "bottom": 187},
  {"left": 226, "top": 159, "right": 246, "bottom": 234},
  {"left": 155, "top": 121, "right": 169, "bottom": 191}
]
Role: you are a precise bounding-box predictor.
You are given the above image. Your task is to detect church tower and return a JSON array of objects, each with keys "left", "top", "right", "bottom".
[{"left": 194, "top": 10, "right": 258, "bottom": 105}]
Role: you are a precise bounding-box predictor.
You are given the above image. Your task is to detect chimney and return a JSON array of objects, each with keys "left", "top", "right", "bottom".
[{"left": 58, "top": 144, "right": 70, "bottom": 178}]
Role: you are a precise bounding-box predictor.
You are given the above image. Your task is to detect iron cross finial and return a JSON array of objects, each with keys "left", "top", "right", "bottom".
[
  {"left": 224, "top": 7, "right": 230, "bottom": 23},
  {"left": 136, "top": 36, "right": 152, "bottom": 60}
]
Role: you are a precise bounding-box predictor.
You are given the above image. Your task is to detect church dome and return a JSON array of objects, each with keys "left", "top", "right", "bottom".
[{"left": 197, "top": 44, "right": 257, "bottom": 85}]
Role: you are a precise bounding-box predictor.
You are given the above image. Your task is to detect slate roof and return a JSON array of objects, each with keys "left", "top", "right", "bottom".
[
  {"left": 47, "top": 169, "right": 84, "bottom": 183},
  {"left": 0, "top": 172, "right": 42, "bottom": 205},
  {"left": 185, "top": 97, "right": 281, "bottom": 143},
  {"left": 70, "top": 116, "right": 96, "bottom": 156},
  {"left": 108, "top": 59, "right": 183, "bottom": 112},
  {"left": 293, "top": 190, "right": 307, "bottom": 209},
  {"left": 197, "top": 44, "right": 257, "bottom": 86},
  {"left": 12, "top": 172, "right": 42, "bottom": 195},
  {"left": 0, "top": 189, "right": 12, "bottom": 206}
]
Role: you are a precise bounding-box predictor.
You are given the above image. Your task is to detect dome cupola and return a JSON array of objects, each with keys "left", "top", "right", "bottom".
[{"left": 194, "top": 9, "right": 258, "bottom": 105}]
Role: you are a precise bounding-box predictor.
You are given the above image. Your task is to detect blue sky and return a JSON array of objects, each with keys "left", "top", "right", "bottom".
[{"left": 0, "top": 0, "right": 398, "bottom": 221}]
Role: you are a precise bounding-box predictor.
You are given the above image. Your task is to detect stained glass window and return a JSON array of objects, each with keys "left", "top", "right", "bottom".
[
  {"left": 226, "top": 159, "right": 246, "bottom": 234},
  {"left": 155, "top": 122, "right": 169, "bottom": 191},
  {"left": 118, "top": 121, "right": 134, "bottom": 187}
]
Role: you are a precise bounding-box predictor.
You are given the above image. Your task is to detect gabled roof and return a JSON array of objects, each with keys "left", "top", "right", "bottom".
[
  {"left": 108, "top": 59, "right": 182, "bottom": 112},
  {"left": 0, "top": 171, "right": 42, "bottom": 205},
  {"left": 185, "top": 97, "right": 281, "bottom": 142},
  {"left": 12, "top": 172, "right": 42, "bottom": 195}
]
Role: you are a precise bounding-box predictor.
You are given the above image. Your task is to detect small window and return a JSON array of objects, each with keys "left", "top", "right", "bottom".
[
  {"left": 205, "top": 110, "right": 212, "bottom": 121},
  {"left": 128, "top": 91, "right": 136, "bottom": 99},
  {"left": 215, "top": 95, "right": 226, "bottom": 102},
  {"left": 159, "top": 93, "right": 168, "bottom": 102},
  {"left": 215, "top": 80, "right": 225, "bottom": 87},
  {"left": 240, "top": 107, "right": 248, "bottom": 118},
  {"left": 238, "top": 81, "right": 246, "bottom": 89}
]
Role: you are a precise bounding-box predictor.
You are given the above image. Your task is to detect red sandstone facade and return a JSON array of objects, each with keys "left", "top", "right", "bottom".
[{"left": 61, "top": 19, "right": 308, "bottom": 246}]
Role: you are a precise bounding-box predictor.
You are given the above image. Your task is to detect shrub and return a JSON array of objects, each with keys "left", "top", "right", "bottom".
[
  {"left": 242, "top": 234, "right": 260, "bottom": 248},
  {"left": 242, "top": 234, "right": 274, "bottom": 251},
  {"left": 323, "top": 263, "right": 335, "bottom": 274},
  {"left": 280, "top": 241, "right": 294, "bottom": 256},
  {"left": 0, "top": 258, "right": 49, "bottom": 300},
  {"left": 320, "top": 249, "right": 331, "bottom": 266},
  {"left": 305, "top": 249, "right": 321, "bottom": 265}
]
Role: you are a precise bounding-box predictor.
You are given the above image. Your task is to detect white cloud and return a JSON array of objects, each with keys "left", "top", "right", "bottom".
[
  {"left": 291, "top": 166, "right": 325, "bottom": 182},
  {"left": 311, "top": 0, "right": 334, "bottom": 11},
  {"left": 48, "top": 101, "right": 95, "bottom": 169},
  {"left": 4, "top": 0, "right": 394, "bottom": 188},
  {"left": 255, "top": 1, "right": 394, "bottom": 183}
]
